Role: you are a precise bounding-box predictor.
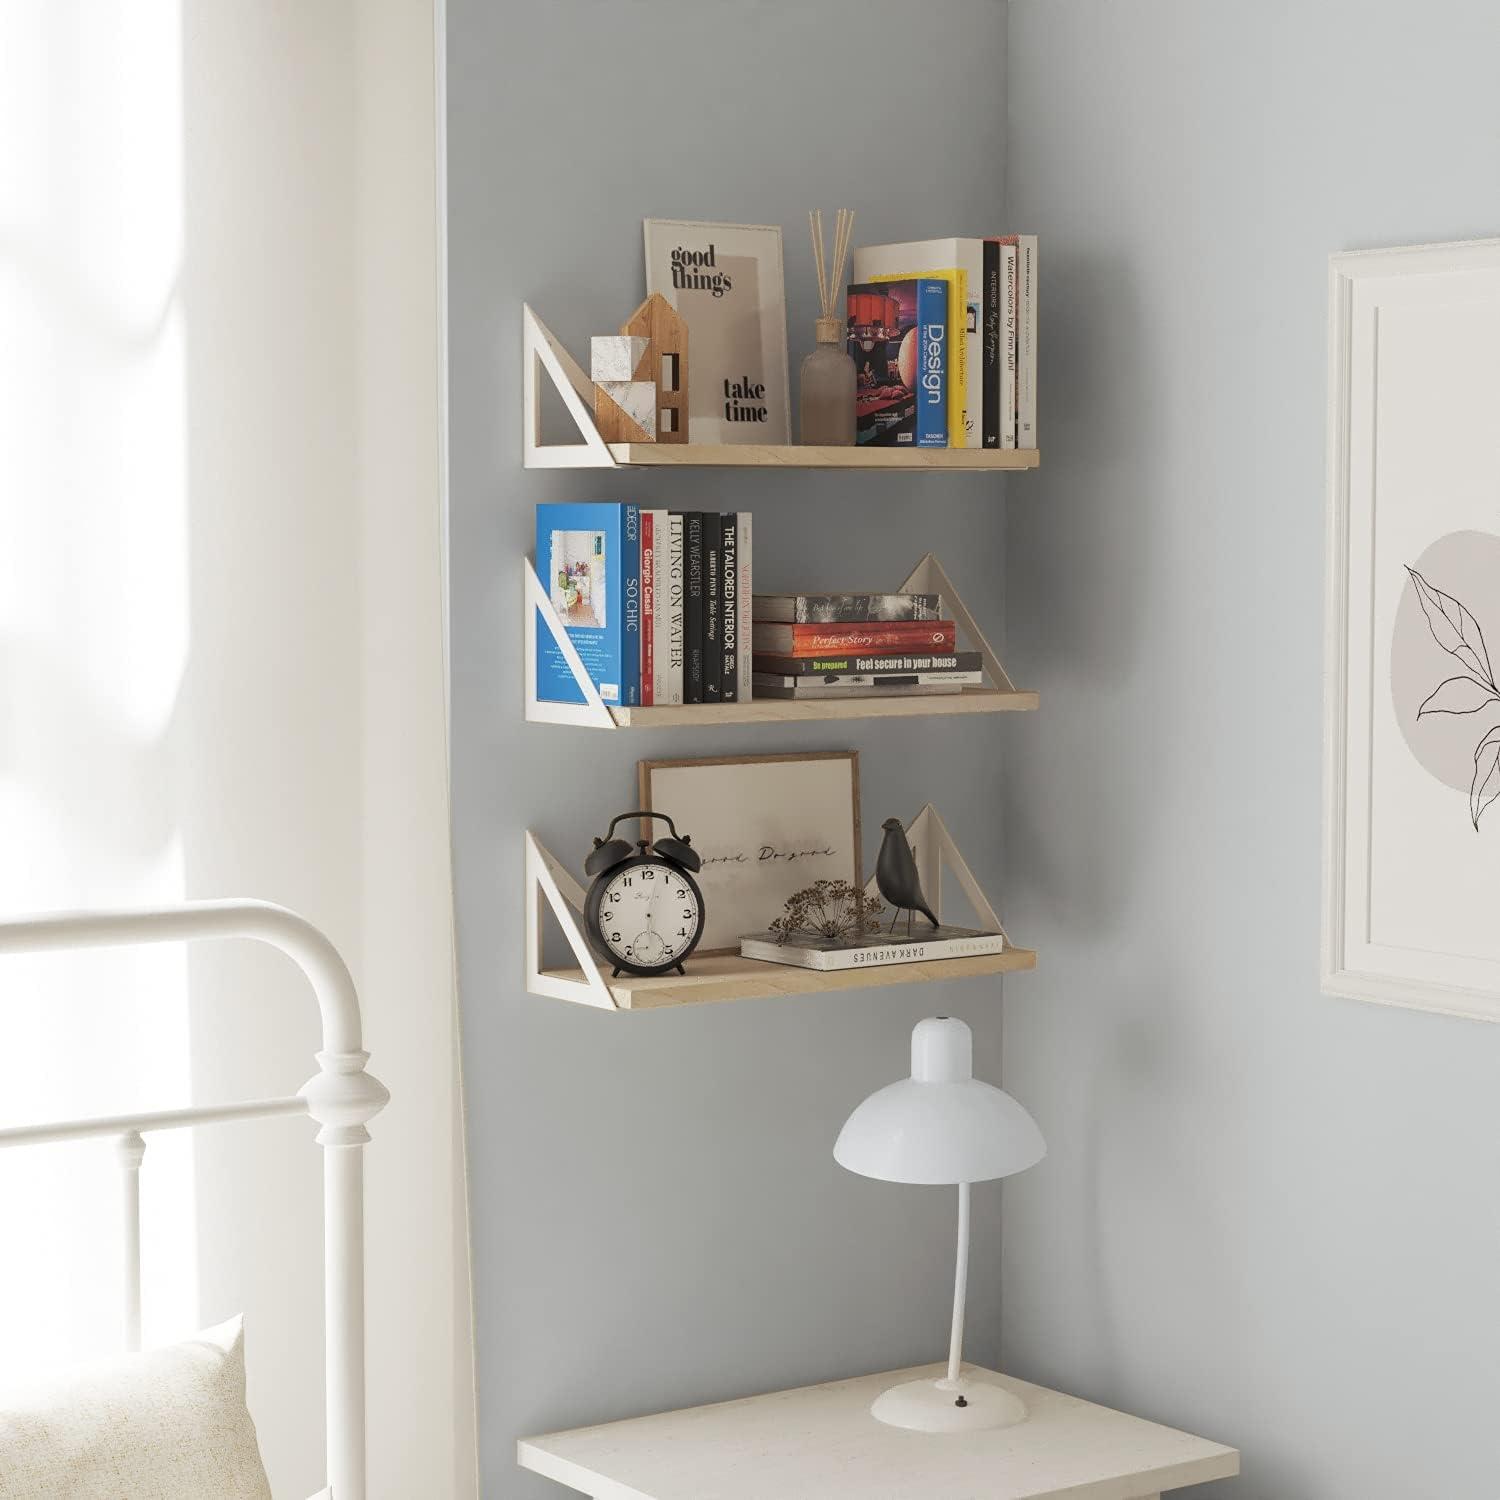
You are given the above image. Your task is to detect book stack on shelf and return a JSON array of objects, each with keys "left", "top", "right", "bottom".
[
  {"left": 850, "top": 235, "right": 1037, "bottom": 451},
  {"left": 536, "top": 502, "right": 751, "bottom": 710},
  {"left": 751, "top": 592, "right": 975, "bottom": 702}
]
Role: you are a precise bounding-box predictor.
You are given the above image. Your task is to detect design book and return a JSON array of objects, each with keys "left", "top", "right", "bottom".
[
  {"left": 852, "top": 235, "right": 1037, "bottom": 449},
  {"left": 847, "top": 280, "right": 947, "bottom": 447}
]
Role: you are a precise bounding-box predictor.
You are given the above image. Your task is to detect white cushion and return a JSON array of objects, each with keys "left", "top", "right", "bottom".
[{"left": 0, "top": 1316, "right": 273, "bottom": 1500}]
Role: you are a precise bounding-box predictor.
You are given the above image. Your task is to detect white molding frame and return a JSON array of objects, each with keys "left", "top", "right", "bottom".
[
  {"left": 1323, "top": 237, "right": 1500, "bottom": 1023},
  {"left": 525, "top": 551, "right": 1017, "bottom": 726},
  {"left": 524, "top": 805, "right": 1008, "bottom": 1011},
  {"left": 0, "top": 902, "right": 389, "bottom": 1500},
  {"left": 522, "top": 304, "right": 616, "bottom": 469}
]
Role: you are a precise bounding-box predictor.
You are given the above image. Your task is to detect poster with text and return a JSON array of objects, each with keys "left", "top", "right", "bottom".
[{"left": 644, "top": 219, "right": 790, "bottom": 444}]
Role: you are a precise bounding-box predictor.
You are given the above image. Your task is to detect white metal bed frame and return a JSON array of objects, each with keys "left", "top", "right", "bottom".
[{"left": 0, "top": 900, "right": 389, "bottom": 1500}]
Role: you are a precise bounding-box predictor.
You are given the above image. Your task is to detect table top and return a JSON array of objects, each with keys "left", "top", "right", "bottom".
[{"left": 517, "top": 1363, "right": 1240, "bottom": 1500}]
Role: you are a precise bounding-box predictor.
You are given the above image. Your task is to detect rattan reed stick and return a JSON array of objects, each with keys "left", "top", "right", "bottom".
[{"left": 810, "top": 208, "right": 855, "bottom": 320}]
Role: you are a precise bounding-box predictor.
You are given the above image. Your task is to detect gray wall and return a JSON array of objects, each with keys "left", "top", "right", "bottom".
[
  {"left": 1002, "top": 3, "right": 1500, "bottom": 1496},
  {"left": 446, "top": 2, "right": 1014, "bottom": 1491}
]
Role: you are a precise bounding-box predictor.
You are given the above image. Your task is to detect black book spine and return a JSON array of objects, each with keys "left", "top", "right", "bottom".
[
  {"left": 982, "top": 239, "right": 1000, "bottom": 449},
  {"left": 683, "top": 512, "right": 705, "bottom": 703},
  {"left": 719, "top": 514, "right": 738, "bottom": 702},
  {"left": 701, "top": 510, "right": 722, "bottom": 702}
]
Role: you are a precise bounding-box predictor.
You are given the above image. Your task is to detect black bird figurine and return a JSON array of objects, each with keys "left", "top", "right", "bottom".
[{"left": 875, "top": 817, "right": 940, "bottom": 935}]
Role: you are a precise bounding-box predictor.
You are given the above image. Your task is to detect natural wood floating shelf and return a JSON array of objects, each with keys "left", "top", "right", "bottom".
[
  {"left": 525, "top": 805, "right": 1030, "bottom": 1012},
  {"left": 525, "top": 552, "right": 1035, "bottom": 729},
  {"left": 604, "top": 688, "right": 1037, "bottom": 726},
  {"left": 599, "top": 443, "right": 1040, "bottom": 471},
  {"left": 540, "top": 948, "right": 1038, "bottom": 1011},
  {"left": 523, "top": 305, "right": 1040, "bottom": 472}
]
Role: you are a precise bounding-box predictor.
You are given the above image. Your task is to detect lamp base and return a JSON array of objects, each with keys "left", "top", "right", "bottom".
[{"left": 870, "top": 1373, "right": 1028, "bottom": 1434}]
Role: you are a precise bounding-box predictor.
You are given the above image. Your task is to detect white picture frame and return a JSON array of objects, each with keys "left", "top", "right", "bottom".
[
  {"left": 639, "top": 752, "right": 860, "bottom": 953},
  {"left": 643, "top": 219, "right": 791, "bottom": 444},
  {"left": 1324, "top": 237, "right": 1500, "bottom": 1021}
]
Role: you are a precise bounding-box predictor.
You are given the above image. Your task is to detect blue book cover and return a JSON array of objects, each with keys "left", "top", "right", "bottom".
[
  {"left": 535, "top": 503, "right": 641, "bottom": 706},
  {"left": 848, "top": 278, "right": 948, "bottom": 447},
  {"left": 913, "top": 278, "right": 948, "bottom": 448}
]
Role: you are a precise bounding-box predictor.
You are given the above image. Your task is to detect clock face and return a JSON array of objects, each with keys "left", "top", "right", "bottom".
[{"left": 594, "top": 860, "right": 702, "bottom": 972}]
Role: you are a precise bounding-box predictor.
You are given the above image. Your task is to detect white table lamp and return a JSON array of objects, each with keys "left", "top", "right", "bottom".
[{"left": 835, "top": 1015, "right": 1046, "bottom": 1433}]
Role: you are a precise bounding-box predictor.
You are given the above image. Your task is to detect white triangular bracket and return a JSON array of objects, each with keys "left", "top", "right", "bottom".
[
  {"left": 525, "top": 832, "right": 619, "bottom": 1009},
  {"left": 863, "top": 803, "right": 1010, "bottom": 944},
  {"left": 899, "top": 553, "right": 1017, "bottom": 693},
  {"left": 524, "top": 557, "right": 619, "bottom": 728},
  {"left": 522, "top": 304, "right": 619, "bottom": 469}
]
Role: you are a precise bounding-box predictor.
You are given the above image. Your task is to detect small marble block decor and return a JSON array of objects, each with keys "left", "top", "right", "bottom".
[
  {"left": 591, "top": 333, "right": 654, "bottom": 443},
  {"left": 590, "top": 336, "right": 650, "bottom": 383},
  {"left": 588, "top": 295, "right": 690, "bottom": 444},
  {"left": 596, "top": 381, "right": 657, "bottom": 436}
]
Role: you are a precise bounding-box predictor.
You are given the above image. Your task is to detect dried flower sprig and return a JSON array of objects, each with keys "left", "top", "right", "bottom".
[{"left": 769, "top": 878, "right": 884, "bottom": 945}]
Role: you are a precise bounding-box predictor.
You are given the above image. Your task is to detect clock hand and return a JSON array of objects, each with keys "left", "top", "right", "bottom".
[{"left": 645, "top": 878, "right": 669, "bottom": 932}]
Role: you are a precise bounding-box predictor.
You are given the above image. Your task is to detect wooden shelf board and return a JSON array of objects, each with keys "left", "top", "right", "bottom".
[
  {"left": 540, "top": 947, "right": 1038, "bottom": 1011},
  {"left": 609, "top": 686, "right": 1038, "bottom": 727},
  {"left": 605, "top": 443, "right": 1040, "bottom": 471}
]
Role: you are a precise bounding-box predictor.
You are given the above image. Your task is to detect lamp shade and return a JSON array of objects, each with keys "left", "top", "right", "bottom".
[{"left": 834, "top": 1017, "right": 1046, "bottom": 1186}]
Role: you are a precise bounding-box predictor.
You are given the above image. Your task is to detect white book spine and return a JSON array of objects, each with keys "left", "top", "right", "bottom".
[
  {"left": 1001, "top": 245, "right": 1018, "bottom": 451},
  {"left": 665, "top": 512, "right": 685, "bottom": 705},
  {"left": 651, "top": 510, "right": 670, "bottom": 705},
  {"left": 740, "top": 931, "right": 1008, "bottom": 972},
  {"left": 1017, "top": 235, "right": 1038, "bottom": 448},
  {"left": 736, "top": 511, "right": 752, "bottom": 700}
]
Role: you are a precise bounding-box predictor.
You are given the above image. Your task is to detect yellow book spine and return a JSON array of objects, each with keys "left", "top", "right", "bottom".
[{"left": 871, "top": 268, "right": 967, "bottom": 448}]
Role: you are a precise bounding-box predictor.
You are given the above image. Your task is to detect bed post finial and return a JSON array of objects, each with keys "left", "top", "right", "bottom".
[{"left": 301, "top": 1049, "right": 390, "bottom": 1146}]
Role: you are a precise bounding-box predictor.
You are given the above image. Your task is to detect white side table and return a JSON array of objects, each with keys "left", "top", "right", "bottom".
[{"left": 518, "top": 1362, "right": 1239, "bottom": 1499}]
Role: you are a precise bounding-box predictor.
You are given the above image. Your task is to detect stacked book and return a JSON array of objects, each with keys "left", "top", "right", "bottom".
[
  {"left": 535, "top": 502, "right": 752, "bottom": 708},
  {"left": 751, "top": 592, "right": 980, "bottom": 701},
  {"left": 851, "top": 235, "right": 1038, "bottom": 450}
]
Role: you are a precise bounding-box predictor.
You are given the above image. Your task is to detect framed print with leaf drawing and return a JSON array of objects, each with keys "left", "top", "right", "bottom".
[{"left": 1324, "top": 238, "right": 1500, "bottom": 1021}]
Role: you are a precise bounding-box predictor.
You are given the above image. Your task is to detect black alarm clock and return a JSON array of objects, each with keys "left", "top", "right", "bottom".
[{"left": 583, "top": 810, "right": 706, "bottom": 978}]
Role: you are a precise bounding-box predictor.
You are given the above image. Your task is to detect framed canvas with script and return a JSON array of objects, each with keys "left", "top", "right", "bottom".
[
  {"left": 638, "top": 751, "right": 860, "bottom": 952},
  {"left": 643, "top": 219, "right": 791, "bottom": 444}
]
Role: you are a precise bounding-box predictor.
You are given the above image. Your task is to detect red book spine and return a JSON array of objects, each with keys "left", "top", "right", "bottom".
[
  {"left": 759, "top": 621, "right": 958, "bottom": 654},
  {"left": 640, "top": 512, "right": 655, "bottom": 705}
]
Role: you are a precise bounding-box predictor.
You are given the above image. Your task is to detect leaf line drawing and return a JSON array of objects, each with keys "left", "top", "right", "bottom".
[{"left": 1406, "top": 565, "right": 1500, "bottom": 829}]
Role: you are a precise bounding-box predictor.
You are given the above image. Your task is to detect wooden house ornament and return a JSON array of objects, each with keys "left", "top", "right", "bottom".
[
  {"left": 589, "top": 293, "right": 689, "bottom": 445},
  {"left": 622, "top": 293, "right": 688, "bottom": 443}
]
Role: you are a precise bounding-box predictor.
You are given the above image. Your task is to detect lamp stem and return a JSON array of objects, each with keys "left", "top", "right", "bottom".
[{"left": 947, "top": 1180, "right": 971, "bottom": 1386}]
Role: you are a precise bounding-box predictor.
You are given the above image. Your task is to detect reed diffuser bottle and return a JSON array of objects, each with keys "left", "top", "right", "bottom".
[{"left": 800, "top": 208, "right": 856, "bottom": 445}]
